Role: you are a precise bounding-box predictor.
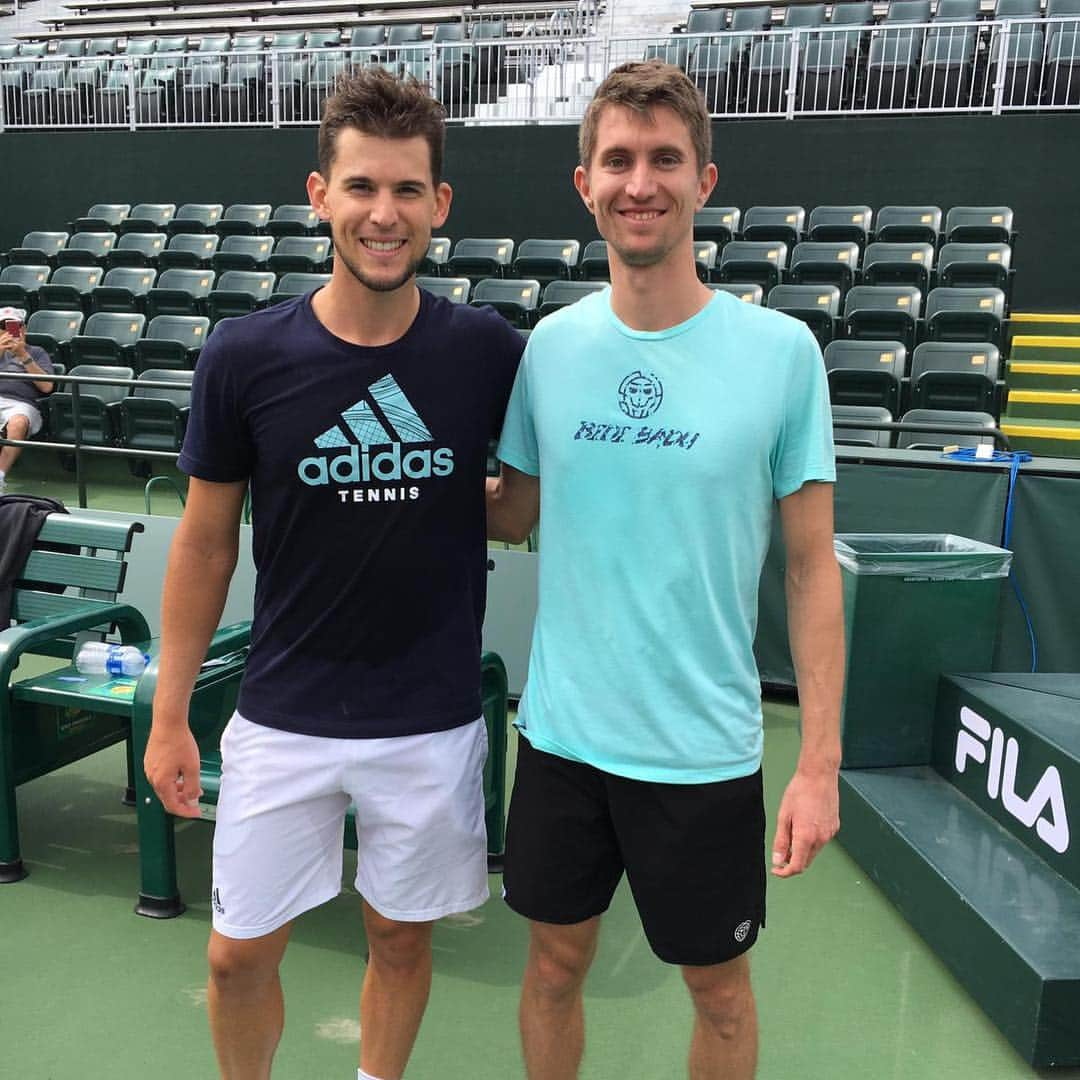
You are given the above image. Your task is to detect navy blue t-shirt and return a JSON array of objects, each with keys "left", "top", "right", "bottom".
[{"left": 178, "top": 290, "right": 523, "bottom": 738}]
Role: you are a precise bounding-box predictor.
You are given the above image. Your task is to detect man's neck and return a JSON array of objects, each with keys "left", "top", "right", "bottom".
[
  {"left": 312, "top": 273, "right": 421, "bottom": 348},
  {"left": 607, "top": 250, "right": 714, "bottom": 333}
]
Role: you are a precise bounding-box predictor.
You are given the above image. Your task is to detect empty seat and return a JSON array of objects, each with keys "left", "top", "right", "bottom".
[
  {"left": 798, "top": 37, "right": 854, "bottom": 109},
  {"left": 206, "top": 270, "right": 276, "bottom": 322},
  {"left": 145, "top": 269, "right": 216, "bottom": 320},
  {"left": 107, "top": 232, "right": 169, "bottom": 270},
  {"left": 843, "top": 285, "right": 922, "bottom": 349},
  {"left": 917, "top": 20, "right": 979, "bottom": 108},
  {"left": 420, "top": 237, "right": 452, "bottom": 276},
  {"left": 417, "top": 276, "right": 471, "bottom": 303},
  {"left": 216, "top": 204, "right": 272, "bottom": 237},
  {"left": 944, "top": 206, "right": 1014, "bottom": 244},
  {"left": 269, "top": 272, "right": 331, "bottom": 305},
  {"left": 91, "top": 267, "right": 157, "bottom": 313},
  {"left": 120, "top": 367, "right": 194, "bottom": 468},
  {"left": 46, "top": 362, "right": 133, "bottom": 447},
  {"left": 37, "top": 266, "right": 105, "bottom": 313},
  {"left": 832, "top": 403, "right": 894, "bottom": 447},
  {"left": 909, "top": 341, "right": 1001, "bottom": 412},
  {"left": 118, "top": 204, "right": 175, "bottom": 235},
  {"left": 789, "top": 242, "right": 861, "bottom": 295},
  {"left": 512, "top": 240, "right": 580, "bottom": 286},
  {"left": 709, "top": 282, "right": 764, "bottom": 304},
  {"left": 741, "top": 206, "right": 805, "bottom": 249},
  {"left": 896, "top": 407, "right": 995, "bottom": 450},
  {"left": 693, "top": 240, "right": 719, "bottom": 279},
  {"left": 1046, "top": 26, "right": 1080, "bottom": 105},
  {"left": 767, "top": 284, "right": 842, "bottom": 347},
  {"left": 212, "top": 235, "right": 274, "bottom": 273},
  {"left": 874, "top": 205, "right": 942, "bottom": 244},
  {"left": 924, "top": 287, "right": 1006, "bottom": 344},
  {"left": 537, "top": 279, "right": 607, "bottom": 318},
  {"left": 470, "top": 278, "right": 541, "bottom": 329},
  {"left": 268, "top": 236, "right": 332, "bottom": 276},
  {"left": 745, "top": 37, "right": 793, "bottom": 111},
  {"left": 168, "top": 204, "right": 224, "bottom": 236},
  {"left": 68, "top": 311, "right": 146, "bottom": 367},
  {"left": 824, "top": 339, "right": 907, "bottom": 414},
  {"left": 7, "top": 232, "right": 69, "bottom": 268},
  {"left": 936, "top": 243, "right": 1012, "bottom": 291},
  {"left": 55, "top": 232, "right": 118, "bottom": 269},
  {"left": 577, "top": 240, "right": 610, "bottom": 281},
  {"left": 0, "top": 265, "right": 51, "bottom": 312},
  {"left": 688, "top": 39, "right": 741, "bottom": 112},
  {"left": 861, "top": 242, "right": 936, "bottom": 291},
  {"left": 864, "top": 30, "right": 925, "bottom": 109},
  {"left": 693, "top": 206, "right": 741, "bottom": 246},
  {"left": 824, "top": 1, "right": 875, "bottom": 60},
  {"left": 447, "top": 238, "right": 515, "bottom": 283},
  {"left": 267, "top": 205, "right": 320, "bottom": 238},
  {"left": 133, "top": 315, "right": 210, "bottom": 371},
  {"left": 25, "top": 309, "right": 85, "bottom": 365},
  {"left": 807, "top": 206, "right": 873, "bottom": 247},
  {"left": 686, "top": 8, "right": 729, "bottom": 34},
  {"left": 70, "top": 203, "right": 130, "bottom": 233},
  {"left": 156, "top": 233, "right": 220, "bottom": 271},
  {"left": 785, "top": 3, "right": 827, "bottom": 25},
  {"left": 717, "top": 241, "right": 788, "bottom": 293},
  {"left": 987, "top": 28, "right": 1045, "bottom": 105}
]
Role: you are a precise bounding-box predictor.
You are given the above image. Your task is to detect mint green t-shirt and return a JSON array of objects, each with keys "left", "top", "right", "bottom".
[{"left": 498, "top": 289, "right": 836, "bottom": 783}]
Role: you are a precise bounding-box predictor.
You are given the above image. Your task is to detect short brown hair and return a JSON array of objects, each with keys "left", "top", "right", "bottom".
[
  {"left": 318, "top": 67, "right": 446, "bottom": 183},
  {"left": 578, "top": 60, "right": 711, "bottom": 172}
]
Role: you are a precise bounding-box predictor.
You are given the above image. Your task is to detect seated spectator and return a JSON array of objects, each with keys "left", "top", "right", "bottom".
[{"left": 0, "top": 307, "right": 55, "bottom": 494}]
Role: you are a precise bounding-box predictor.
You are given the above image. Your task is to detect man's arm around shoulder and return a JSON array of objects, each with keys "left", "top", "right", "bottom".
[
  {"left": 486, "top": 464, "right": 540, "bottom": 545},
  {"left": 772, "top": 479, "right": 845, "bottom": 878},
  {"left": 144, "top": 477, "right": 247, "bottom": 818}
]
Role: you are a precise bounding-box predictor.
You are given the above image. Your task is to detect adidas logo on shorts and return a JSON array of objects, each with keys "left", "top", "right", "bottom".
[{"left": 212, "top": 887, "right": 225, "bottom": 916}]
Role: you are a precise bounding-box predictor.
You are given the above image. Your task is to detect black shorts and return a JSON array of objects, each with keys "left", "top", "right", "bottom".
[{"left": 503, "top": 736, "right": 766, "bottom": 966}]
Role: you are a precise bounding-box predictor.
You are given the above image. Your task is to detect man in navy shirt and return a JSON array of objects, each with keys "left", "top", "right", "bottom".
[{"left": 144, "top": 69, "right": 522, "bottom": 1080}]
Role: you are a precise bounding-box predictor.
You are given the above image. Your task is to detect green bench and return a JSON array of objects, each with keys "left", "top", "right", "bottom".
[
  {"left": 129, "top": 638, "right": 510, "bottom": 918},
  {"left": 0, "top": 512, "right": 149, "bottom": 884}
]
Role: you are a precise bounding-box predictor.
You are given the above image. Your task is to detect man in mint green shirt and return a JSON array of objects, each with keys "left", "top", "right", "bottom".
[{"left": 487, "top": 60, "right": 844, "bottom": 1079}]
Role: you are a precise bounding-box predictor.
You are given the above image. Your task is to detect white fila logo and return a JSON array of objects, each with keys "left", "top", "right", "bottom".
[{"left": 955, "top": 706, "right": 1070, "bottom": 855}]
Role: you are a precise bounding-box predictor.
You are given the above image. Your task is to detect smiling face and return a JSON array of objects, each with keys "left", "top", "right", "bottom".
[
  {"left": 574, "top": 104, "right": 716, "bottom": 273},
  {"left": 307, "top": 128, "right": 452, "bottom": 295}
]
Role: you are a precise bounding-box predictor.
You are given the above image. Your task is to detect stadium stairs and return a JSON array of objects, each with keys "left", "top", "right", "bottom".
[
  {"left": 839, "top": 672, "right": 1080, "bottom": 1069},
  {"left": 1002, "top": 313, "right": 1080, "bottom": 459}
]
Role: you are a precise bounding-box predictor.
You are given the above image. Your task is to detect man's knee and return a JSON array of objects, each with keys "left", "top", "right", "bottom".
[
  {"left": 5, "top": 414, "right": 30, "bottom": 439},
  {"left": 526, "top": 921, "right": 598, "bottom": 1000},
  {"left": 207, "top": 928, "right": 289, "bottom": 993},
  {"left": 364, "top": 908, "right": 432, "bottom": 975},
  {"left": 682, "top": 957, "right": 755, "bottom": 1037}
]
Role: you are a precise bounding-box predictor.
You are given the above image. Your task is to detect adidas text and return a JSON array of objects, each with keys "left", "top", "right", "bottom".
[{"left": 298, "top": 444, "right": 455, "bottom": 486}]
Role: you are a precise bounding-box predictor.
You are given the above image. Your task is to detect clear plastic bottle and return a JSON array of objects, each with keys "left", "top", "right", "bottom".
[{"left": 74, "top": 643, "right": 150, "bottom": 677}]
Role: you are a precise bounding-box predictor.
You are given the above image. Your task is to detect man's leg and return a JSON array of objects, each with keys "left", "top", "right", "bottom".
[
  {"left": 0, "top": 413, "right": 30, "bottom": 479},
  {"left": 359, "top": 902, "right": 434, "bottom": 1080},
  {"left": 207, "top": 922, "right": 293, "bottom": 1080},
  {"left": 520, "top": 916, "right": 602, "bottom": 1080},
  {"left": 682, "top": 954, "right": 757, "bottom": 1080}
]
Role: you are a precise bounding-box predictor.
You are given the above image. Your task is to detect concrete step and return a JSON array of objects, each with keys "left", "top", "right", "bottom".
[
  {"left": 1005, "top": 389, "right": 1080, "bottom": 421},
  {"left": 999, "top": 417, "right": 1080, "bottom": 459},
  {"left": 1010, "top": 334, "right": 1080, "bottom": 366},
  {"left": 839, "top": 764, "right": 1080, "bottom": 1068},
  {"left": 1006, "top": 360, "right": 1080, "bottom": 393}
]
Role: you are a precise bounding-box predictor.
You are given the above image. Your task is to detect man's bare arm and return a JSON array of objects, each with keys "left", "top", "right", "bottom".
[
  {"left": 486, "top": 464, "right": 540, "bottom": 544},
  {"left": 145, "top": 477, "right": 247, "bottom": 817},
  {"left": 771, "top": 480, "right": 845, "bottom": 877}
]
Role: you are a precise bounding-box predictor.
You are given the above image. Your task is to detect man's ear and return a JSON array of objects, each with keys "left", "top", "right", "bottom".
[
  {"left": 433, "top": 182, "right": 453, "bottom": 230},
  {"left": 307, "top": 171, "right": 329, "bottom": 221},
  {"left": 697, "top": 162, "right": 718, "bottom": 210},
  {"left": 574, "top": 165, "right": 595, "bottom": 214}
]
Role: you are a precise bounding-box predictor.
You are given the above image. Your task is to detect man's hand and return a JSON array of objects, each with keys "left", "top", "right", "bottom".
[
  {"left": 0, "top": 331, "right": 28, "bottom": 361},
  {"left": 770, "top": 766, "right": 839, "bottom": 877},
  {"left": 144, "top": 725, "right": 204, "bottom": 818}
]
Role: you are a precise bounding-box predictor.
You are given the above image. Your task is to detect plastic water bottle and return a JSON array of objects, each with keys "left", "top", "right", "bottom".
[{"left": 74, "top": 643, "right": 150, "bottom": 677}]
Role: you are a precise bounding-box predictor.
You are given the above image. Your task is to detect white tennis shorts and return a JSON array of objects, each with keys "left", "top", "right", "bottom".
[
  {"left": 0, "top": 396, "right": 43, "bottom": 437},
  {"left": 210, "top": 712, "right": 491, "bottom": 939}
]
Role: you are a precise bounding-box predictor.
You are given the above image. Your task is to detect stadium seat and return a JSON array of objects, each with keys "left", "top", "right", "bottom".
[
  {"left": 268, "top": 272, "right": 331, "bottom": 305},
  {"left": 537, "top": 279, "right": 607, "bottom": 318},
  {"left": 46, "top": 363, "right": 133, "bottom": 448},
  {"left": 645, "top": 40, "right": 691, "bottom": 69},
  {"left": 513, "top": 240, "right": 580, "bottom": 286},
  {"left": 807, "top": 206, "right": 873, "bottom": 247},
  {"left": 70, "top": 204, "right": 129, "bottom": 234},
  {"left": 212, "top": 236, "right": 274, "bottom": 273},
  {"left": 180, "top": 62, "right": 224, "bottom": 123},
  {"left": 843, "top": 285, "right": 922, "bottom": 349},
  {"left": 194, "top": 34, "right": 231, "bottom": 59},
  {"left": 133, "top": 315, "right": 209, "bottom": 371},
  {"left": 861, "top": 242, "right": 935, "bottom": 291},
  {"left": 987, "top": 26, "right": 1044, "bottom": 105},
  {"left": 306, "top": 30, "right": 342, "bottom": 49},
  {"left": 831, "top": 403, "right": 894, "bottom": 447},
  {"left": 37, "top": 266, "right": 105, "bottom": 314},
  {"left": 25, "top": 309, "right": 85, "bottom": 365},
  {"left": 741, "top": 207, "right": 805, "bottom": 250},
  {"left": 693, "top": 240, "right": 719, "bottom": 280},
  {"left": 717, "top": 240, "right": 788, "bottom": 293},
  {"left": 0, "top": 265, "right": 51, "bottom": 313},
  {"left": 68, "top": 311, "right": 146, "bottom": 367},
  {"left": 686, "top": 8, "right": 730, "bottom": 34},
  {"left": 107, "top": 232, "right": 169, "bottom": 270},
  {"left": 471, "top": 20, "right": 508, "bottom": 96},
  {"left": 709, "top": 282, "right": 764, "bottom": 304},
  {"left": 577, "top": 240, "right": 610, "bottom": 281},
  {"left": 874, "top": 205, "right": 942, "bottom": 245},
  {"left": 936, "top": 242, "right": 1013, "bottom": 292},
  {"left": 824, "top": 0, "right": 875, "bottom": 58},
  {"left": 824, "top": 339, "right": 907, "bottom": 414},
  {"left": 745, "top": 37, "right": 793, "bottom": 111},
  {"left": 221, "top": 58, "right": 265, "bottom": 123},
  {"left": 119, "top": 204, "right": 176, "bottom": 235},
  {"left": 350, "top": 25, "right": 387, "bottom": 51},
  {"left": 1, "top": 66, "right": 30, "bottom": 126},
  {"left": 909, "top": 341, "right": 1000, "bottom": 413},
  {"left": 21, "top": 70, "right": 66, "bottom": 127},
  {"left": 216, "top": 204, "right": 272, "bottom": 237},
  {"left": 688, "top": 39, "right": 740, "bottom": 111},
  {"left": 693, "top": 207, "right": 741, "bottom": 246},
  {"left": 274, "top": 58, "right": 309, "bottom": 123},
  {"left": 167, "top": 204, "right": 224, "bottom": 236},
  {"left": 267, "top": 205, "right": 320, "bottom": 239},
  {"left": 91, "top": 267, "right": 157, "bottom": 314},
  {"left": 1046, "top": 26, "right": 1080, "bottom": 104},
  {"left": 95, "top": 69, "right": 132, "bottom": 125},
  {"left": 86, "top": 38, "right": 119, "bottom": 57},
  {"left": 924, "top": 286, "right": 1006, "bottom": 345},
  {"left": 447, "top": 238, "right": 515, "bottom": 284},
  {"left": 55, "top": 232, "right": 118, "bottom": 269},
  {"left": 420, "top": 237, "right": 452, "bottom": 276},
  {"left": 206, "top": 270, "right": 276, "bottom": 323},
  {"left": 470, "top": 278, "right": 541, "bottom": 329},
  {"left": 767, "top": 284, "right": 842, "bottom": 347},
  {"left": 798, "top": 37, "right": 854, "bottom": 109},
  {"left": 7, "top": 232, "right": 69, "bottom": 269},
  {"left": 789, "top": 241, "right": 861, "bottom": 296},
  {"left": 785, "top": 3, "right": 827, "bottom": 26},
  {"left": 917, "top": 11, "right": 979, "bottom": 108},
  {"left": 156, "top": 233, "right": 220, "bottom": 271},
  {"left": 865, "top": 9, "right": 929, "bottom": 111},
  {"left": 268, "top": 236, "right": 332, "bottom": 275},
  {"left": 145, "top": 269, "right": 216, "bottom": 320},
  {"left": 433, "top": 25, "right": 476, "bottom": 108},
  {"left": 417, "top": 276, "right": 471, "bottom": 303},
  {"left": 305, "top": 50, "right": 349, "bottom": 116},
  {"left": 896, "top": 407, "right": 995, "bottom": 449},
  {"left": 121, "top": 368, "right": 194, "bottom": 471},
  {"left": 233, "top": 33, "right": 267, "bottom": 51},
  {"left": 943, "top": 206, "right": 1015, "bottom": 244}
]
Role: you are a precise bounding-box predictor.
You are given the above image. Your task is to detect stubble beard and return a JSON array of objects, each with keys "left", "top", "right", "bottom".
[{"left": 333, "top": 233, "right": 427, "bottom": 294}]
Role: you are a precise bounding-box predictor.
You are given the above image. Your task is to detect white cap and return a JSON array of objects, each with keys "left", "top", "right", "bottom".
[{"left": 0, "top": 306, "right": 28, "bottom": 325}]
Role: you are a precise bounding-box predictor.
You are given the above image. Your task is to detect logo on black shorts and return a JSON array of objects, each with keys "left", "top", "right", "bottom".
[
  {"left": 212, "top": 887, "right": 225, "bottom": 916},
  {"left": 734, "top": 919, "right": 752, "bottom": 943}
]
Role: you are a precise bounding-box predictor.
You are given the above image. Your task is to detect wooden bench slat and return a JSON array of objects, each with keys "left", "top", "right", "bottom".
[
  {"left": 18, "top": 551, "right": 126, "bottom": 594},
  {"left": 36, "top": 515, "right": 141, "bottom": 552}
]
